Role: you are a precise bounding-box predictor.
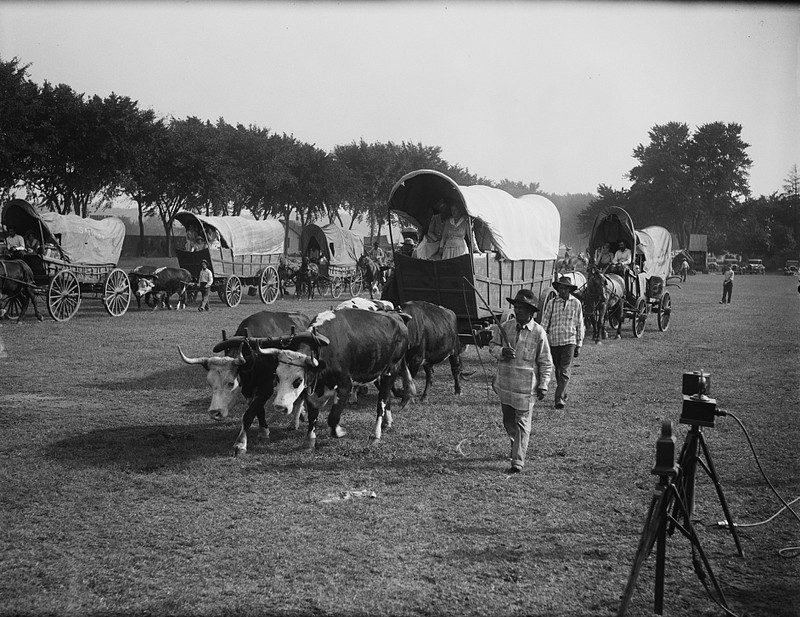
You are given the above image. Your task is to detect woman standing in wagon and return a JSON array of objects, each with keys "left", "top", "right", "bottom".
[{"left": 440, "top": 202, "right": 474, "bottom": 259}]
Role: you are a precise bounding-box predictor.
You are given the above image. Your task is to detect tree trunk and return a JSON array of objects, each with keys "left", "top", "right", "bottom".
[{"left": 137, "top": 200, "right": 146, "bottom": 257}]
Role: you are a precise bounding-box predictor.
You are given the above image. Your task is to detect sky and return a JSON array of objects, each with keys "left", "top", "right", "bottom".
[{"left": 1, "top": 1, "right": 798, "bottom": 198}]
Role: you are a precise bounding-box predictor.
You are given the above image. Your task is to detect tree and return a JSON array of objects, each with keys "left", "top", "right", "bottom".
[
  {"left": 576, "top": 184, "right": 629, "bottom": 238},
  {"left": 0, "top": 57, "right": 39, "bottom": 198},
  {"left": 627, "top": 121, "right": 752, "bottom": 247}
]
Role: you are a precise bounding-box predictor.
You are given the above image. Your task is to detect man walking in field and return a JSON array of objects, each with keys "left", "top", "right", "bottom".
[
  {"left": 488, "top": 289, "right": 552, "bottom": 474},
  {"left": 720, "top": 264, "right": 734, "bottom": 304},
  {"left": 541, "top": 277, "right": 585, "bottom": 409}
]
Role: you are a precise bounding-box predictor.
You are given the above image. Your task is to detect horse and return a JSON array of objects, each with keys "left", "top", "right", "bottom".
[
  {"left": 0, "top": 259, "right": 44, "bottom": 322},
  {"left": 277, "top": 254, "right": 299, "bottom": 297},
  {"left": 357, "top": 253, "right": 387, "bottom": 299},
  {"left": 583, "top": 264, "right": 624, "bottom": 342},
  {"left": 295, "top": 256, "right": 320, "bottom": 299}
]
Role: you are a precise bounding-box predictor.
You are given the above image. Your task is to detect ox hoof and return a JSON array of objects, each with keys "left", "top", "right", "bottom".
[
  {"left": 615, "top": 334, "right": 622, "bottom": 340},
  {"left": 256, "top": 428, "right": 270, "bottom": 441},
  {"left": 331, "top": 426, "right": 347, "bottom": 439},
  {"left": 594, "top": 340, "right": 602, "bottom": 345},
  {"left": 368, "top": 435, "right": 381, "bottom": 443},
  {"left": 232, "top": 445, "right": 247, "bottom": 457},
  {"left": 36, "top": 315, "right": 43, "bottom": 322},
  {"left": 305, "top": 439, "right": 316, "bottom": 451}
]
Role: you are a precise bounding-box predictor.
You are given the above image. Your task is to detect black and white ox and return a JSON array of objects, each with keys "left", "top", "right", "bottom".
[
  {"left": 178, "top": 311, "right": 312, "bottom": 452},
  {"left": 128, "top": 265, "right": 158, "bottom": 309},
  {"left": 135, "top": 266, "right": 192, "bottom": 310},
  {"left": 255, "top": 308, "right": 415, "bottom": 448},
  {"left": 399, "top": 300, "right": 463, "bottom": 402}
]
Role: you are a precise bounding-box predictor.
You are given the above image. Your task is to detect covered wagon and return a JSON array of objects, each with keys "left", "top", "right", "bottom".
[
  {"left": 2, "top": 199, "right": 130, "bottom": 321},
  {"left": 173, "top": 211, "right": 284, "bottom": 307},
  {"left": 385, "top": 169, "right": 561, "bottom": 346},
  {"left": 299, "top": 223, "right": 365, "bottom": 297}
]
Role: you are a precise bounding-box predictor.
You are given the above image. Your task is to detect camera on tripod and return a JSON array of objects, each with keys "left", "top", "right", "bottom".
[{"left": 680, "top": 370, "right": 718, "bottom": 427}]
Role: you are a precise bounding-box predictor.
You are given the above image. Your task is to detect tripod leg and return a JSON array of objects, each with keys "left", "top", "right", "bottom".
[
  {"left": 618, "top": 484, "right": 672, "bottom": 617},
  {"left": 668, "top": 487, "right": 731, "bottom": 611},
  {"left": 670, "top": 431, "right": 699, "bottom": 533},
  {"left": 697, "top": 434, "right": 745, "bottom": 557}
]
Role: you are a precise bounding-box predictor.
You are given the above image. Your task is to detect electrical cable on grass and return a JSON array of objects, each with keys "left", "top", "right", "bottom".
[{"left": 716, "top": 409, "right": 800, "bottom": 558}]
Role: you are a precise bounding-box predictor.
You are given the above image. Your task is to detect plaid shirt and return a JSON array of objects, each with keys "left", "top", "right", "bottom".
[
  {"left": 541, "top": 294, "right": 584, "bottom": 347},
  {"left": 489, "top": 319, "right": 552, "bottom": 410}
]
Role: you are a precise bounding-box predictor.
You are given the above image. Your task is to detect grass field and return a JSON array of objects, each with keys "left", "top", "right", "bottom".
[{"left": 1, "top": 268, "right": 798, "bottom": 616}]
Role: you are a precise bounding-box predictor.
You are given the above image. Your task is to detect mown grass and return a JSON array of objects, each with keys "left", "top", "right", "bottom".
[{"left": 0, "top": 271, "right": 798, "bottom": 616}]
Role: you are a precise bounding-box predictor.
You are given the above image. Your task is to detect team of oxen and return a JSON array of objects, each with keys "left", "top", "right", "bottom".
[{"left": 178, "top": 297, "right": 465, "bottom": 454}]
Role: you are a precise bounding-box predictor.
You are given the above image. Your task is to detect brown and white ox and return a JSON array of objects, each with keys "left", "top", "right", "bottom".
[
  {"left": 178, "top": 311, "right": 312, "bottom": 452},
  {"left": 254, "top": 308, "right": 415, "bottom": 450}
]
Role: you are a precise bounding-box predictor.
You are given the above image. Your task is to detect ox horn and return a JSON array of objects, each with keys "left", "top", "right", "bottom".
[
  {"left": 177, "top": 345, "right": 209, "bottom": 368},
  {"left": 233, "top": 345, "right": 246, "bottom": 366}
]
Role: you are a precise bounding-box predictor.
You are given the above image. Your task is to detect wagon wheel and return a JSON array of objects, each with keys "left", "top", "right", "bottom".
[
  {"left": 632, "top": 297, "right": 647, "bottom": 338},
  {"left": 349, "top": 270, "right": 363, "bottom": 297},
  {"left": 657, "top": 291, "right": 671, "bottom": 332},
  {"left": 4, "top": 291, "right": 25, "bottom": 320},
  {"left": 317, "top": 277, "right": 330, "bottom": 297},
  {"left": 330, "top": 276, "right": 344, "bottom": 298},
  {"left": 259, "top": 266, "right": 279, "bottom": 305},
  {"left": 607, "top": 305, "right": 621, "bottom": 329},
  {"left": 102, "top": 268, "right": 131, "bottom": 317},
  {"left": 48, "top": 270, "right": 81, "bottom": 322},
  {"left": 224, "top": 275, "right": 243, "bottom": 307}
]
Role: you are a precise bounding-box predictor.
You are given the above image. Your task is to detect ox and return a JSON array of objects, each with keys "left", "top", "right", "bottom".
[
  {"left": 255, "top": 308, "right": 415, "bottom": 449},
  {"left": 179, "top": 312, "right": 312, "bottom": 450},
  {"left": 0, "top": 259, "right": 43, "bottom": 321},
  {"left": 128, "top": 265, "right": 158, "bottom": 309},
  {"left": 399, "top": 301, "right": 463, "bottom": 402},
  {"left": 135, "top": 266, "right": 192, "bottom": 310}
]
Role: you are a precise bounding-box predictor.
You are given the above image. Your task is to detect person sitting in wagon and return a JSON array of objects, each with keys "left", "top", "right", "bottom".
[
  {"left": 609, "top": 241, "right": 632, "bottom": 274},
  {"left": 398, "top": 236, "right": 416, "bottom": 257},
  {"left": 24, "top": 230, "right": 42, "bottom": 255},
  {"left": 594, "top": 243, "right": 613, "bottom": 271},
  {"left": 205, "top": 227, "right": 221, "bottom": 249},
  {"left": 4, "top": 227, "right": 26, "bottom": 258},
  {"left": 412, "top": 198, "right": 446, "bottom": 260}
]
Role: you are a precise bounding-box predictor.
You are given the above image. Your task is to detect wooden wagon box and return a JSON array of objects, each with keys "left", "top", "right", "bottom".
[{"left": 177, "top": 248, "right": 281, "bottom": 281}]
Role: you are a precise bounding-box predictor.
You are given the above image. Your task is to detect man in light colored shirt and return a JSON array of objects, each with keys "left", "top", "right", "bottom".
[
  {"left": 541, "top": 276, "right": 585, "bottom": 409},
  {"left": 488, "top": 289, "right": 552, "bottom": 474},
  {"left": 611, "top": 241, "right": 632, "bottom": 270},
  {"left": 198, "top": 260, "right": 214, "bottom": 311},
  {"left": 5, "top": 227, "right": 25, "bottom": 257},
  {"left": 720, "top": 265, "right": 734, "bottom": 304}
]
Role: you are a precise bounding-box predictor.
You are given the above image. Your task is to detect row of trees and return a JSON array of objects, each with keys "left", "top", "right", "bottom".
[
  {"left": 577, "top": 122, "right": 799, "bottom": 267},
  {"left": 2, "top": 57, "right": 541, "bottom": 255},
  {"left": 2, "top": 56, "right": 797, "bottom": 265}
]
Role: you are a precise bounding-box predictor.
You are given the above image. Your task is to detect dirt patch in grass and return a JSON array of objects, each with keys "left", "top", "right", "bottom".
[{"left": 0, "top": 273, "right": 798, "bottom": 616}]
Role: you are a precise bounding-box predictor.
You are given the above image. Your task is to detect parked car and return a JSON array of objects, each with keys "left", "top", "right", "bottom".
[
  {"left": 745, "top": 258, "right": 765, "bottom": 274},
  {"left": 785, "top": 260, "right": 799, "bottom": 276}
]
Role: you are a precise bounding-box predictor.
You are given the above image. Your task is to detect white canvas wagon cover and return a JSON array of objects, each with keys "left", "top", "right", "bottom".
[
  {"left": 174, "top": 211, "right": 284, "bottom": 255},
  {"left": 3, "top": 199, "right": 124, "bottom": 265},
  {"left": 300, "top": 223, "right": 364, "bottom": 267},
  {"left": 388, "top": 170, "right": 560, "bottom": 261},
  {"left": 636, "top": 226, "right": 672, "bottom": 281}
]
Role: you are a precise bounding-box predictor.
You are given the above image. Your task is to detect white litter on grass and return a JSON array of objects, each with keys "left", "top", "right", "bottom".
[{"left": 320, "top": 489, "right": 377, "bottom": 503}]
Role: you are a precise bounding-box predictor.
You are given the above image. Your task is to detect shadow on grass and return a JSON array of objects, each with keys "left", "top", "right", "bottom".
[
  {"left": 43, "top": 419, "right": 502, "bottom": 476},
  {"left": 84, "top": 365, "right": 199, "bottom": 392}
]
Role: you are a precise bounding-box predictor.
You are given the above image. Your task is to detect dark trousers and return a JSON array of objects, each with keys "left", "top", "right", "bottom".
[
  {"left": 551, "top": 344, "right": 576, "bottom": 405},
  {"left": 721, "top": 281, "right": 733, "bottom": 303}
]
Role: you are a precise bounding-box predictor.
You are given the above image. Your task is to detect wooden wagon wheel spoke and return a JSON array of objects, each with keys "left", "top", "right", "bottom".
[
  {"left": 632, "top": 297, "right": 647, "bottom": 338},
  {"left": 224, "top": 275, "right": 242, "bottom": 307},
  {"left": 349, "top": 270, "right": 363, "bottom": 297},
  {"left": 48, "top": 270, "right": 81, "bottom": 322},
  {"left": 330, "top": 276, "right": 343, "bottom": 298},
  {"left": 103, "top": 268, "right": 131, "bottom": 317},
  {"left": 4, "top": 293, "right": 25, "bottom": 320},
  {"left": 657, "top": 291, "right": 671, "bottom": 332},
  {"left": 259, "top": 266, "right": 279, "bottom": 305}
]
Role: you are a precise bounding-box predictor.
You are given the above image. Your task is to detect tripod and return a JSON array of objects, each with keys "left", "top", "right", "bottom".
[
  {"left": 670, "top": 423, "right": 744, "bottom": 558},
  {"left": 617, "top": 421, "right": 734, "bottom": 616}
]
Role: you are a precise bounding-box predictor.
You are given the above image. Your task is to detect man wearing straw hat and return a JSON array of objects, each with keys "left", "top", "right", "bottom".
[
  {"left": 488, "top": 289, "right": 553, "bottom": 474},
  {"left": 541, "top": 276, "right": 585, "bottom": 409}
]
